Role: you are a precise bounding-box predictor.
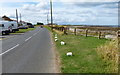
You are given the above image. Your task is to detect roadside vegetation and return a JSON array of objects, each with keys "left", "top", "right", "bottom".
[
  {"left": 11, "top": 28, "right": 35, "bottom": 34},
  {"left": 97, "top": 38, "right": 118, "bottom": 72},
  {"left": 45, "top": 25, "right": 118, "bottom": 73},
  {"left": 44, "top": 25, "right": 51, "bottom": 31}
]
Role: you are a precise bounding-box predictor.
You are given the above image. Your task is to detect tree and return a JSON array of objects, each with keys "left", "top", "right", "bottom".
[{"left": 37, "top": 22, "right": 44, "bottom": 25}]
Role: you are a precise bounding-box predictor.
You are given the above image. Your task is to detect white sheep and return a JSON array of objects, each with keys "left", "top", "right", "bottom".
[
  {"left": 55, "top": 39, "right": 58, "bottom": 41},
  {"left": 60, "top": 41, "right": 65, "bottom": 45},
  {"left": 66, "top": 52, "right": 73, "bottom": 56}
]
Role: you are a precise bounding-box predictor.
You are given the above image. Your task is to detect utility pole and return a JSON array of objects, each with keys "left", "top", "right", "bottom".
[
  {"left": 20, "top": 13, "right": 21, "bottom": 22},
  {"left": 50, "top": 0, "right": 53, "bottom": 31},
  {"left": 20, "top": 13, "right": 22, "bottom": 25},
  {"left": 47, "top": 14, "right": 49, "bottom": 25},
  {"left": 16, "top": 9, "right": 19, "bottom": 26}
]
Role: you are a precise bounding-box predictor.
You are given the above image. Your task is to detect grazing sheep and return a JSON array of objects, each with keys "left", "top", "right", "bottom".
[
  {"left": 66, "top": 52, "right": 73, "bottom": 56},
  {"left": 60, "top": 41, "right": 65, "bottom": 45},
  {"left": 55, "top": 39, "right": 58, "bottom": 41}
]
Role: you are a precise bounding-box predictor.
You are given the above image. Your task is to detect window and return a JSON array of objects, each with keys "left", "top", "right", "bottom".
[
  {"left": 11, "top": 24, "right": 14, "bottom": 26},
  {"left": 2, "top": 24, "right": 4, "bottom": 27},
  {"left": 0, "top": 24, "right": 4, "bottom": 27}
]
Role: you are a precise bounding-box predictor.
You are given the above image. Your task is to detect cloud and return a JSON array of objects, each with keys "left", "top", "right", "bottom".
[
  {"left": 0, "top": 0, "right": 118, "bottom": 25},
  {"left": 0, "top": 0, "right": 41, "bottom": 2},
  {"left": 22, "top": 1, "right": 49, "bottom": 13},
  {"left": 59, "top": 0, "right": 119, "bottom": 2},
  {"left": 1, "top": 0, "right": 119, "bottom": 3},
  {"left": 51, "top": 1, "right": 118, "bottom": 25},
  {"left": 70, "top": 2, "right": 118, "bottom": 8},
  {"left": 9, "top": 2, "right": 118, "bottom": 25}
]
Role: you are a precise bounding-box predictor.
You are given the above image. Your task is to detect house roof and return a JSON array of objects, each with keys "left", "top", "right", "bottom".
[{"left": 2, "top": 15, "right": 14, "bottom": 21}]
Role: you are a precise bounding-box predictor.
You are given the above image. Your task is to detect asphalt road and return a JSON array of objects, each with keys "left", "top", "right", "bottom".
[{"left": 1, "top": 27, "right": 57, "bottom": 73}]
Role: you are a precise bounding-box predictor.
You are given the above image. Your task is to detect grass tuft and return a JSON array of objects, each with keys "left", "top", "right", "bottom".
[{"left": 97, "top": 39, "right": 118, "bottom": 72}]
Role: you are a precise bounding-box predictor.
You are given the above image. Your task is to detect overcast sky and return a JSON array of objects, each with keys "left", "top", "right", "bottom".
[{"left": 0, "top": 0, "right": 119, "bottom": 25}]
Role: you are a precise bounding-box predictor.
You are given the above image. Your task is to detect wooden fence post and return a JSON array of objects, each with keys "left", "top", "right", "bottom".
[
  {"left": 116, "top": 30, "right": 119, "bottom": 38},
  {"left": 59, "top": 27, "right": 61, "bottom": 31},
  {"left": 74, "top": 28, "right": 77, "bottom": 35},
  {"left": 85, "top": 29, "right": 88, "bottom": 37},
  {"left": 61, "top": 27, "right": 63, "bottom": 31},
  {"left": 67, "top": 27, "right": 69, "bottom": 35},
  {"left": 58, "top": 27, "right": 59, "bottom": 30},
  {"left": 62, "top": 27, "right": 64, "bottom": 31},
  {"left": 64, "top": 27, "right": 67, "bottom": 35},
  {"left": 98, "top": 31, "right": 101, "bottom": 39}
]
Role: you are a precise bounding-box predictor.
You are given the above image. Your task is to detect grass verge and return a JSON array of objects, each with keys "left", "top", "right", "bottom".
[
  {"left": 13, "top": 28, "right": 35, "bottom": 34},
  {"left": 55, "top": 35, "right": 110, "bottom": 73},
  {"left": 45, "top": 26, "right": 117, "bottom": 73},
  {"left": 97, "top": 39, "right": 118, "bottom": 72}
]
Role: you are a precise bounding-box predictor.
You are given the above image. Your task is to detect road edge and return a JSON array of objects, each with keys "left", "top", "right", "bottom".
[{"left": 49, "top": 31, "right": 61, "bottom": 73}]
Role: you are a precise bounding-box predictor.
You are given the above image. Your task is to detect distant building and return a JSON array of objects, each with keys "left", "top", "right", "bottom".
[
  {"left": 1, "top": 15, "right": 28, "bottom": 26},
  {"left": 20, "top": 20, "right": 28, "bottom": 26},
  {"left": 2, "top": 15, "right": 14, "bottom": 21}
]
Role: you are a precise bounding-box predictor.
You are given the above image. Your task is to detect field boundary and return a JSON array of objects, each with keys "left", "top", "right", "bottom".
[{"left": 51, "top": 25, "right": 119, "bottom": 39}]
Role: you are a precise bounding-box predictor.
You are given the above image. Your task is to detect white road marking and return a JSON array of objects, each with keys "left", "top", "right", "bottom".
[
  {"left": 25, "top": 36, "right": 32, "bottom": 42},
  {"left": 33, "top": 30, "right": 39, "bottom": 36},
  {"left": 26, "top": 30, "right": 40, "bottom": 41},
  {"left": 0, "top": 44, "right": 19, "bottom": 56},
  {"left": 33, "top": 33, "right": 37, "bottom": 36}
]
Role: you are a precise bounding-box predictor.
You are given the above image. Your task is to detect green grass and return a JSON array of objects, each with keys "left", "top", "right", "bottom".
[
  {"left": 45, "top": 26, "right": 113, "bottom": 73},
  {"left": 44, "top": 25, "right": 51, "bottom": 31},
  {"left": 15, "top": 28, "right": 35, "bottom": 33},
  {"left": 54, "top": 33, "right": 111, "bottom": 73}
]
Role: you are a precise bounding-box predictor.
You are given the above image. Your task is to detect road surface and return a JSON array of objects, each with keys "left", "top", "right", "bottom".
[{"left": 1, "top": 27, "right": 57, "bottom": 73}]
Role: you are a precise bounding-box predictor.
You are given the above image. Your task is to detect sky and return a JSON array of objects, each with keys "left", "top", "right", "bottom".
[{"left": 0, "top": 0, "right": 119, "bottom": 25}]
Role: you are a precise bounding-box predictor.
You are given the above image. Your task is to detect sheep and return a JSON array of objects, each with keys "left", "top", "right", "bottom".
[
  {"left": 66, "top": 52, "right": 73, "bottom": 56},
  {"left": 55, "top": 39, "right": 58, "bottom": 41},
  {"left": 60, "top": 41, "right": 65, "bottom": 45}
]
